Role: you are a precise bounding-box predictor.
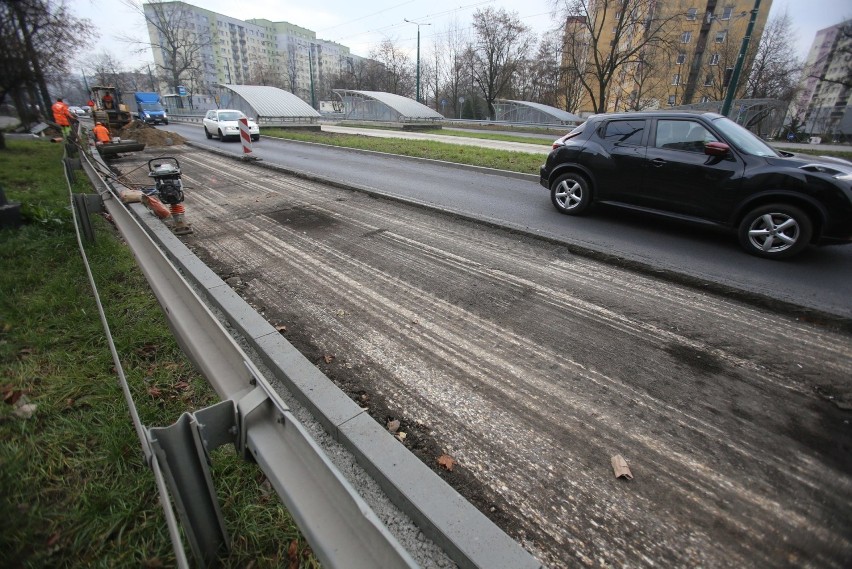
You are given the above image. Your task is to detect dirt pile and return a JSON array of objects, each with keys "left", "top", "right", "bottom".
[{"left": 119, "top": 120, "right": 187, "bottom": 147}]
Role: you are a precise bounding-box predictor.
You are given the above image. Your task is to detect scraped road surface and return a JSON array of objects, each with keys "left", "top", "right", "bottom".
[{"left": 118, "top": 146, "right": 852, "bottom": 568}]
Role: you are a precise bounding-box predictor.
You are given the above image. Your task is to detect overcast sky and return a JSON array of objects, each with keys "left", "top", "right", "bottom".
[{"left": 70, "top": 0, "right": 851, "bottom": 69}]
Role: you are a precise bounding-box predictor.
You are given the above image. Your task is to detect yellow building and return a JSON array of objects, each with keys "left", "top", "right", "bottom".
[{"left": 565, "top": 0, "right": 772, "bottom": 115}]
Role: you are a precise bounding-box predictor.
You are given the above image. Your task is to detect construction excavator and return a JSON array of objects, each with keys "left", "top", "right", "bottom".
[
  {"left": 89, "top": 86, "right": 145, "bottom": 156},
  {"left": 90, "top": 86, "right": 132, "bottom": 130}
]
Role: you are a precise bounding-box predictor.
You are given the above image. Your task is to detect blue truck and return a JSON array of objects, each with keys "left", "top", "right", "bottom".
[{"left": 131, "top": 92, "right": 168, "bottom": 125}]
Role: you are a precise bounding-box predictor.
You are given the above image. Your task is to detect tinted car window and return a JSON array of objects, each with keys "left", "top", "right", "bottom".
[
  {"left": 602, "top": 120, "right": 645, "bottom": 146},
  {"left": 654, "top": 120, "right": 717, "bottom": 152}
]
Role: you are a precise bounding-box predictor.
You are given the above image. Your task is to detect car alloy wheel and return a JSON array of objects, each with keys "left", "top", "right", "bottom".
[
  {"left": 550, "top": 173, "right": 591, "bottom": 215},
  {"left": 738, "top": 204, "right": 812, "bottom": 259}
]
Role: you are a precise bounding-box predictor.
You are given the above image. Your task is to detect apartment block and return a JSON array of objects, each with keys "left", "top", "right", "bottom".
[
  {"left": 143, "top": 1, "right": 363, "bottom": 106},
  {"left": 796, "top": 20, "right": 852, "bottom": 138},
  {"left": 565, "top": 0, "right": 771, "bottom": 115}
]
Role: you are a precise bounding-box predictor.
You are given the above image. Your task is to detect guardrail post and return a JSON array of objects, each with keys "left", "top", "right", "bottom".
[
  {"left": 147, "top": 400, "right": 236, "bottom": 567},
  {"left": 71, "top": 193, "right": 105, "bottom": 243}
]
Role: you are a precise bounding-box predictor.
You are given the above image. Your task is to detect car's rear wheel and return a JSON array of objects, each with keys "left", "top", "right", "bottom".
[
  {"left": 204, "top": 126, "right": 212, "bottom": 139},
  {"left": 550, "top": 173, "right": 592, "bottom": 215},
  {"left": 737, "top": 203, "right": 812, "bottom": 259}
]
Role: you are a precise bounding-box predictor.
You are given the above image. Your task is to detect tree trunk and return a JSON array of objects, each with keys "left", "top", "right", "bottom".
[{"left": 12, "top": 2, "right": 52, "bottom": 113}]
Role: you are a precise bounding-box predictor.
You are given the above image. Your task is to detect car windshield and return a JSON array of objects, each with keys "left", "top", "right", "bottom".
[
  {"left": 711, "top": 117, "right": 779, "bottom": 157},
  {"left": 218, "top": 112, "right": 244, "bottom": 121},
  {"left": 140, "top": 103, "right": 164, "bottom": 111}
]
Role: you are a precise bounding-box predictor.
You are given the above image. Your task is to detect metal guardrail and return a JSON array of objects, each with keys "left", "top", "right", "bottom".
[
  {"left": 72, "top": 126, "right": 546, "bottom": 569},
  {"left": 74, "top": 139, "right": 418, "bottom": 569}
]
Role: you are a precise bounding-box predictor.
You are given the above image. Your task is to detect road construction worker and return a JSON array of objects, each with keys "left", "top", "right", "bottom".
[
  {"left": 101, "top": 92, "right": 114, "bottom": 110},
  {"left": 51, "top": 97, "right": 74, "bottom": 138},
  {"left": 92, "top": 122, "right": 111, "bottom": 145}
]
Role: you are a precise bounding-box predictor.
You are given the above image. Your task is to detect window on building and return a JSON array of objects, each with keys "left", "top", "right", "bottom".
[
  {"left": 603, "top": 120, "right": 646, "bottom": 146},
  {"left": 701, "top": 96, "right": 711, "bottom": 103},
  {"left": 676, "top": 53, "right": 686, "bottom": 64},
  {"left": 681, "top": 31, "right": 692, "bottom": 43},
  {"left": 709, "top": 53, "right": 720, "bottom": 65},
  {"left": 672, "top": 74, "right": 681, "bottom": 85},
  {"left": 704, "top": 74, "right": 714, "bottom": 86},
  {"left": 668, "top": 95, "right": 676, "bottom": 106},
  {"left": 686, "top": 8, "right": 697, "bottom": 20},
  {"left": 715, "top": 31, "right": 727, "bottom": 43},
  {"left": 722, "top": 6, "right": 733, "bottom": 20}
]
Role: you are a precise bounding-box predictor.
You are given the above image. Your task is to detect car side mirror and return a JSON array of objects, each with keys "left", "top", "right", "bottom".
[{"left": 705, "top": 141, "right": 730, "bottom": 157}]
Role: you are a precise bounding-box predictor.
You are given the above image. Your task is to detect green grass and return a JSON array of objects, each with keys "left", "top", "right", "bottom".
[
  {"left": 263, "top": 129, "right": 545, "bottom": 174},
  {"left": 421, "top": 128, "right": 555, "bottom": 146},
  {"left": 0, "top": 139, "right": 318, "bottom": 568},
  {"left": 780, "top": 147, "right": 852, "bottom": 161}
]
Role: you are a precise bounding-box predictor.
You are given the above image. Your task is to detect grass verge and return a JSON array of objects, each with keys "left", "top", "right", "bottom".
[
  {"left": 0, "top": 139, "right": 318, "bottom": 568},
  {"left": 421, "top": 128, "right": 555, "bottom": 145},
  {"left": 263, "top": 128, "right": 545, "bottom": 174}
]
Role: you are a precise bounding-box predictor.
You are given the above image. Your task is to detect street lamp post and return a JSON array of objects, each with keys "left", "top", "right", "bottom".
[
  {"left": 404, "top": 18, "right": 431, "bottom": 103},
  {"left": 720, "top": 0, "right": 762, "bottom": 116},
  {"left": 307, "top": 44, "right": 316, "bottom": 110}
]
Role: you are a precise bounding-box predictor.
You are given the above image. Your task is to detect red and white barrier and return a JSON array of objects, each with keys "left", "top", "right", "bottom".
[{"left": 239, "top": 117, "right": 252, "bottom": 156}]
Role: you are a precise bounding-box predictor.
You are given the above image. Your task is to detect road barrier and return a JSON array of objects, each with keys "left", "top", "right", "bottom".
[{"left": 70, "top": 126, "right": 546, "bottom": 569}]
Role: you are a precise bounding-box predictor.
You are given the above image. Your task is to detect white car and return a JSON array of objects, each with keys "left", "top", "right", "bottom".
[
  {"left": 203, "top": 109, "right": 260, "bottom": 142},
  {"left": 68, "top": 106, "right": 87, "bottom": 116}
]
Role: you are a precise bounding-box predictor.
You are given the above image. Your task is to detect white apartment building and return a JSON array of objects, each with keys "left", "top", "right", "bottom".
[
  {"left": 143, "top": 1, "right": 363, "bottom": 107},
  {"left": 796, "top": 20, "right": 852, "bottom": 138}
]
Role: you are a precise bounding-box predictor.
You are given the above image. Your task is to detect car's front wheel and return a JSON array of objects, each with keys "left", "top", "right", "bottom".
[
  {"left": 218, "top": 129, "right": 225, "bottom": 141},
  {"left": 204, "top": 126, "right": 212, "bottom": 139},
  {"left": 550, "top": 173, "right": 592, "bottom": 215},
  {"left": 737, "top": 203, "right": 813, "bottom": 259},
  {"left": 251, "top": 135, "right": 259, "bottom": 142}
]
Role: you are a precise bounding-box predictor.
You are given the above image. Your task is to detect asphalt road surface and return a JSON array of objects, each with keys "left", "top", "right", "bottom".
[
  {"left": 161, "top": 122, "right": 852, "bottom": 320},
  {"left": 115, "top": 145, "right": 852, "bottom": 569}
]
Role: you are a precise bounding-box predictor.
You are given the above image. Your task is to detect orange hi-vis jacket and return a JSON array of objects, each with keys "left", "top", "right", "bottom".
[
  {"left": 52, "top": 101, "right": 72, "bottom": 127},
  {"left": 92, "top": 124, "right": 111, "bottom": 144}
]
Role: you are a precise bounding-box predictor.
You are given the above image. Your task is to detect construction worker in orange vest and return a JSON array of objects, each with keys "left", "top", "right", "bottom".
[
  {"left": 92, "top": 122, "right": 111, "bottom": 145},
  {"left": 51, "top": 97, "right": 75, "bottom": 138}
]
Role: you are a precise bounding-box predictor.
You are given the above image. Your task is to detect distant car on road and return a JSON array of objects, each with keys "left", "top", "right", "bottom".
[
  {"left": 540, "top": 111, "right": 852, "bottom": 259},
  {"left": 203, "top": 109, "right": 260, "bottom": 142},
  {"left": 68, "top": 106, "right": 86, "bottom": 116}
]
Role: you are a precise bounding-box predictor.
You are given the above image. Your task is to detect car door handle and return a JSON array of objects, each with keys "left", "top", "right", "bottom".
[{"left": 650, "top": 158, "right": 666, "bottom": 167}]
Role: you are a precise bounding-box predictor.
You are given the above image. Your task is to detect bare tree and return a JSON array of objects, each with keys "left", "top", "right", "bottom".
[
  {"left": 436, "top": 19, "right": 470, "bottom": 118},
  {"left": 369, "top": 38, "right": 414, "bottom": 96},
  {"left": 618, "top": 47, "right": 671, "bottom": 110},
  {"left": 744, "top": 11, "right": 801, "bottom": 100},
  {"left": 469, "top": 7, "right": 533, "bottom": 120},
  {"left": 0, "top": 0, "right": 94, "bottom": 129},
  {"left": 530, "top": 31, "right": 566, "bottom": 107},
  {"left": 553, "top": 0, "right": 679, "bottom": 113},
  {"left": 695, "top": 31, "right": 745, "bottom": 102},
  {"left": 120, "top": 0, "right": 211, "bottom": 94}
]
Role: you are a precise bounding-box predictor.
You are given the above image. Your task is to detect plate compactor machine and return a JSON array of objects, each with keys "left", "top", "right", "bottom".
[{"left": 146, "top": 157, "right": 192, "bottom": 235}]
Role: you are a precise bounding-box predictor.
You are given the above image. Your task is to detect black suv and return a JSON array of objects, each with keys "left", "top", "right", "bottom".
[{"left": 539, "top": 111, "right": 852, "bottom": 259}]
